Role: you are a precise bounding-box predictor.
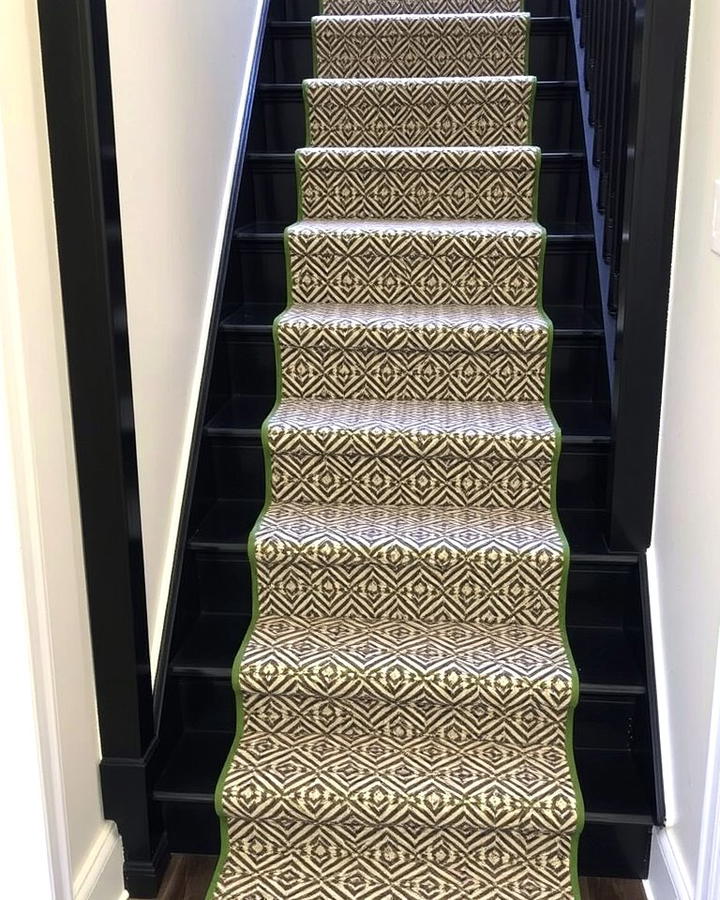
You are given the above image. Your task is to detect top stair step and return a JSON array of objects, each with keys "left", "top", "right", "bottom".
[
  {"left": 313, "top": 13, "right": 531, "bottom": 80},
  {"left": 269, "top": 0, "right": 568, "bottom": 17},
  {"left": 320, "top": 0, "right": 524, "bottom": 14}
]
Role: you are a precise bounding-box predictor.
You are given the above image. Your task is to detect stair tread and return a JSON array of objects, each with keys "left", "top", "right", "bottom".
[
  {"left": 304, "top": 76, "right": 536, "bottom": 148},
  {"left": 265, "top": 399, "right": 556, "bottom": 508},
  {"left": 275, "top": 303, "right": 551, "bottom": 401},
  {"left": 296, "top": 145, "right": 540, "bottom": 222},
  {"left": 268, "top": 397, "right": 556, "bottom": 442},
  {"left": 207, "top": 393, "right": 610, "bottom": 440},
  {"left": 153, "top": 729, "right": 654, "bottom": 823},
  {"left": 219, "top": 303, "right": 604, "bottom": 336},
  {"left": 188, "top": 499, "right": 610, "bottom": 555},
  {"left": 218, "top": 725, "right": 578, "bottom": 834},
  {"left": 312, "top": 13, "right": 530, "bottom": 80},
  {"left": 172, "top": 613, "right": 644, "bottom": 695},
  {"left": 279, "top": 300, "right": 548, "bottom": 334}
]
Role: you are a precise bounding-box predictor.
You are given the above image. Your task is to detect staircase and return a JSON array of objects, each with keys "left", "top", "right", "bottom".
[{"left": 152, "top": 0, "right": 662, "bottom": 881}]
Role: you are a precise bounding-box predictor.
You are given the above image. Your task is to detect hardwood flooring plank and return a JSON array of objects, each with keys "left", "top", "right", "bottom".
[{"left": 582, "top": 877, "right": 647, "bottom": 900}]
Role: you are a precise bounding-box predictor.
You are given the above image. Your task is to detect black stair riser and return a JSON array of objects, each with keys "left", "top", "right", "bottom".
[
  {"left": 227, "top": 233, "right": 601, "bottom": 311},
  {"left": 188, "top": 551, "right": 638, "bottom": 626},
  {"left": 175, "top": 679, "right": 646, "bottom": 752},
  {"left": 201, "top": 434, "right": 608, "bottom": 509},
  {"left": 216, "top": 333, "right": 608, "bottom": 405},
  {"left": 166, "top": 606, "right": 644, "bottom": 697},
  {"left": 270, "top": 0, "right": 571, "bottom": 18},
  {"left": 249, "top": 82, "right": 583, "bottom": 155},
  {"left": 261, "top": 19, "right": 576, "bottom": 84},
  {"left": 240, "top": 153, "right": 592, "bottom": 231},
  {"left": 154, "top": 798, "right": 650, "bottom": 877}
]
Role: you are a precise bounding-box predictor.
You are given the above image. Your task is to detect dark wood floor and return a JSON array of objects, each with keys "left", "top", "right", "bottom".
[{"left": 155, "top": 855, "right": 647, "bottom": 900}]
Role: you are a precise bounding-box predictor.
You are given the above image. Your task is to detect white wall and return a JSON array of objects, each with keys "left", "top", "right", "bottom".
[
  {"left": 646, "top": 0, "right": 720, "bottom": 895},
  {"left": 0, "top": 2, "right": 126, "bottom": 898},
  {"left": 105, "top": 0, "right": 264, "bottom": 673}
]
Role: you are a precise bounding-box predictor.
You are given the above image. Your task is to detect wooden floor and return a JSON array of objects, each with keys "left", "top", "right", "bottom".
[{"left": 156, "top": 854, "right": 647, "bottom": 900}]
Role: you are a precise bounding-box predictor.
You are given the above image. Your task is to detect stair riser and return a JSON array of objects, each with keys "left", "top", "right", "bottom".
[
  {"left": 218, "top": 333, "right": 608, "bottom": 405},
  {"left": 203, "top": 435, "right": 608, "bottom": 509},
  {"left": 188, "top": 552, "right": 638, "bottom": 625},
  {"left": 261, "top": 21, "right": 576, "bottom": 83},
  {"left": 270, "top": 0, "right": 569, "bottom": 18},
  {"left": 250, "top": 84, "right": 583, "bottom": 155},
  {"left": 175, "top": 678, "right": 640, "bottom": 750},
  {"left": 240, "top": 155, "right": 591, "bottom": 230},
  {"left": 227, "top": 236, "right": 601, "bottom": 310},
  {"left": 155, "top": 796, "right": 650, "bottom": 878}
]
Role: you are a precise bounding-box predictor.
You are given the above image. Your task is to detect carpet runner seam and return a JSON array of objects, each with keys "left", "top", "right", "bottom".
[{"left": 210, "top": 2, "right": 584, "bottom": 897}]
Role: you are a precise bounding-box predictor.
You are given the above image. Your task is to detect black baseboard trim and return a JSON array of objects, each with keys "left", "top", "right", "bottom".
[{"left": 123, "top": 833, "right": 170, "bottom": 899}]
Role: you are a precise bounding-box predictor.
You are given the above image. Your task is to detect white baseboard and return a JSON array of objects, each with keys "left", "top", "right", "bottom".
[
  {"left": 644, "top": 828, "right": 692, "bottom": 900},
  {"left": 73, "top": 822, "right": 128, "bottom": 900}
]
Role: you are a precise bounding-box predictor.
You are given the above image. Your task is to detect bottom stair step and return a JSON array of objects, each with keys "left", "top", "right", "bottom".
[{"left": 154, "top": 731, "right": 653, "bottom": 878}]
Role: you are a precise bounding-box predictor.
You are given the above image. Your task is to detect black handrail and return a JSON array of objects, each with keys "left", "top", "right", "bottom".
[
  {"left": 572, "top": 0, "right": 691, "bottom": 551},
  {"left": 577, "top": 0, "right": 635, "bottom": 316}
]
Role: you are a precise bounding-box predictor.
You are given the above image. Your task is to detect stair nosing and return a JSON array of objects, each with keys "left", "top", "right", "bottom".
[
  {"left": 169, "top": 659, "right": 647, "bottom": 698},
  {"left": 233, "top": 226, "right": 595, "bottom": 243},
  {"left": 186, "top": 539, "right": 636, "bottom": 566},
  {"left": 218, "top": 318, "right": 603, "bottom": 338},
  {"left": 245, "top": 150, "right": 584, "bottom": 163},
  {"left": 203, "top": 421, "right": 611, "bottom": 447},
  {"left": 257, "top": 79, "right": 580, "bottom": 93},
  {"left": 268, "top": 16, "right": 572, "bottom": 30}
]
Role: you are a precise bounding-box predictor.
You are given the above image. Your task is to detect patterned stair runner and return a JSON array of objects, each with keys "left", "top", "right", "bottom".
[{"left": 210, "top": 1, "right": 583, "bottom": 897}]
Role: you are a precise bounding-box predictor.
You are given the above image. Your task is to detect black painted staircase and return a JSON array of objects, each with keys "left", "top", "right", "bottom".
[{"left": 152, "top": 0, "right": 662, "bottom": 880}]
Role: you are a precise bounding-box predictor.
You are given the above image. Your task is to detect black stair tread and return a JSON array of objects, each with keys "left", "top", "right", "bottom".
[
  {"left": 171, "top": 612, "right": 643, "bottom": 695},
  {"left": 205, "top": 393, "right": 610, "bottom": 442},
  {"left": 219, "top": 303, "right": 603, "bottom": 336},
  {"left": 235, "top": 222, "right": 594, "bottom": 240},
  {"left": 153, "top": 729, "right": 653, "bottom": 824},
  {"left": 189, "top": 499, "right": 611, "bottom": 556}
]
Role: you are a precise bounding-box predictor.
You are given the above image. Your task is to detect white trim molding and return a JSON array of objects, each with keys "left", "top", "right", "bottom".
[
  {"left": 74, "top": 822, "right": 128, "bottom": 900},
  {"left": 645, "top": 829, "right": 692, "bottom": 900},
  {"left": 696, "top": 629, "right": 720, "bottom": 900},
  {"left": 645, "top": 548, "right": 678, "bottom": 825},
  {"left": 150, "top": 0, "right": 268, "bottom": 674}
]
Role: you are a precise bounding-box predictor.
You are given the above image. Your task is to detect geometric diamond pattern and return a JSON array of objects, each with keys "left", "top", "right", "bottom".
[
  {"left": 297, "top": 146, "right": 541, "bottom": 221},
  {"left": 305, "top": 76, "right": 535, "bottom": 147},
  {"left": 276, "top": 304, "right": 551, "bottom": 401},
  {"left": 286, "top": 219, "right": 546, "bottom": 307},
  {"left": 313, "top": 13, "right": 531, "bottom": 79},
  {"left": 211, "top": 0, "right": 583, "bottom": 895},
  {"left": 267, "top": 399, "right": 557, "bottom": 509},
  {"left": 323, "top": 0, "right": 523, "bottom": 12},
  {"left": 254, "top": 502, "right": 566, "bottom": 628}
]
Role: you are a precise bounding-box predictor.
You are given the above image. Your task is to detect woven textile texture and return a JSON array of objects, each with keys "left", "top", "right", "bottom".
[{"left": 210, "top": 1, "right": 583, "bottom": 897}]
